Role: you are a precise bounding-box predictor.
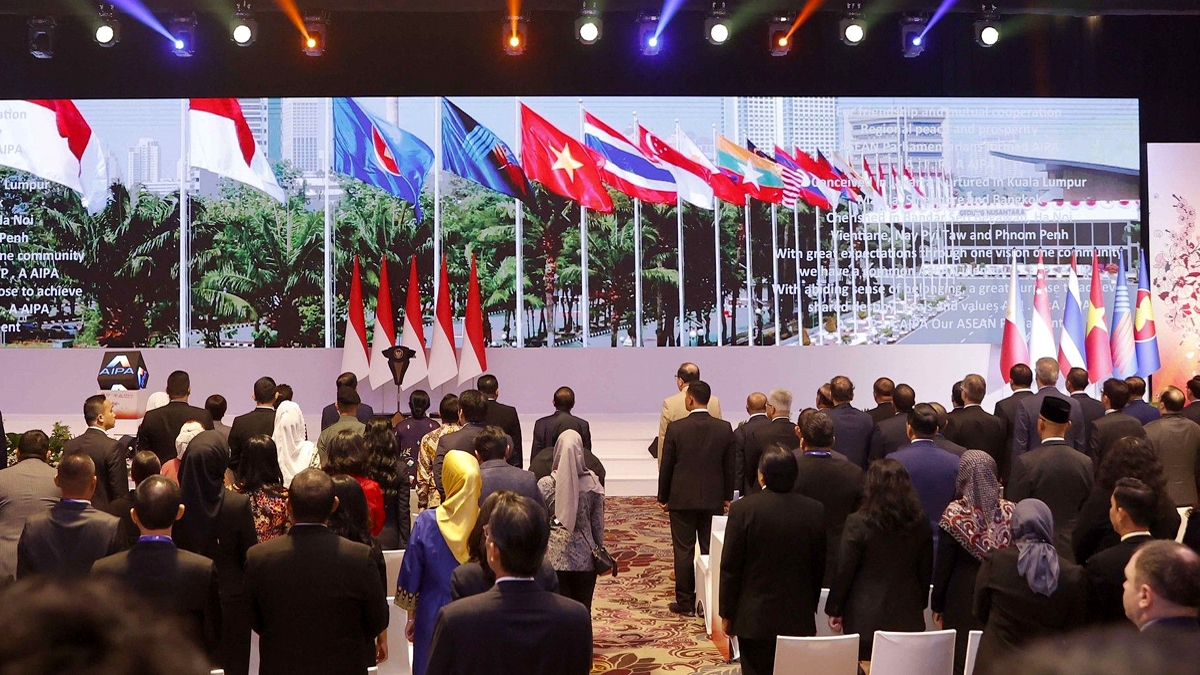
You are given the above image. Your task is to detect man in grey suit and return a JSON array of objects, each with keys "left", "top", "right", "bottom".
[
  {"left": 61, "top": 394, "right": 128, "bottom": 511},
  {"left": 1012, "top": 357, "right": 1086, "bottom": 458},
  {"left": 475, "top": 427, "right": 544, "bottom": 510},
  {"left": 17, "top": 453, "right": 120, "bottom": 579},
  {"left": 1145, "top": 386, "right": 1200, "bottom": 507},
  {"left": 316, "top": 386, "right": 366, "bottom": 466},
  {"left": 434, "top": 390, "right": 492, "bottom": 500},
  {"left": 0, "top": 430, "right": 60, "bottom": 581}
]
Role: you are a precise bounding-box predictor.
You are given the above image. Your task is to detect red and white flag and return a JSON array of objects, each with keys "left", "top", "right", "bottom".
[
  {"left": 189, "top": 98, "right": 285, "bottom": 203},
  {"left": 367, "top": 256, "right": 397, "bottom": 390},
  {"left": 903, "top": 165, "right": 925, "bottom": 198},
  {"left": 638, "top": 126, "right": 713, "bottom": 210},
  {"left": 340, "top": 256, "right": 370, "bottom": 382},
  {"left": 1029, "top": 252, "right": 1057, "bottom": 363},
  {"left": 458, "top": 254, "right": 488, "bottom": 385},
  {"left": 1001, "top": 252, "right": 1031, "bottom": 381},
  {"left": 427, "top": 256, "right": 458, "bottom": 390},
  {"left": 0, "top": 100, "right": 110, "bottom": 214},
  {"left": 399, "top": 257, "right": 429, "bottom": 389}
]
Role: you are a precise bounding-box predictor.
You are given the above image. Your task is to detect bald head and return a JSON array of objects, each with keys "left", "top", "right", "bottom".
[
  {"left": 676, "top": 363, "right": 701, "bottom": 386},
  {"left": 56, "top": 453, "right": 97, "bottom": 500},
  {"left": 1161, "top": 386, "right": 1185, "bottom": 413},
  {"left": 745, "top": 392, "right": 767, "bottom": 415},
  {"left": 133, "top": 476, "right": 183, "bottom": 531}
]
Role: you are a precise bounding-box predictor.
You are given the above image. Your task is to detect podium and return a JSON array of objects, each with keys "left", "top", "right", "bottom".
[{"left": 97, "top": 351, "right": 151, "bottom": 420}]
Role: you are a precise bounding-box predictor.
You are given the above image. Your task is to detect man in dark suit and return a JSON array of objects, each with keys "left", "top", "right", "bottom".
[
  {"left": 1013, "top": 357, "right": 1086, "bottom": 458},
  {"left": 245, "top": 469, "right": 389, "bottom": 675},
  {"left": 227, "top": 376, "right": 278, "bottom": 473},
  {"left": 721, "top": 446, "right": 826, "bottom": 675},
  {"left": 1008, "top": 397, "right": 1095, "bottom": 562},
  {"left": 0, "top": 430, "right": 61, "bottom": 581},
  {"left": 868, "top": 383, "right": 916, "bottom": 462},
  {"left": 1183, "top": 377, "right": 1200, "bottom": 427},
  {"left": 792, "top": 411, "right": 863, "bottom": 587},
  {"left": 426, "top": 493, "right": 592, "bottom": 675},
  {"left": 478, "top": 374, "right": 524, "bottom": 469},
  {"left": 1088, "top": 378, "right": 1148, "bottom": 469},
  {"left": 1085, "top": 478, "right": 1156, "bottom": 625},
  {"left": 530, "top": 386, "right": 592, "bottom": 455},
  {"left": 136, "top": 370, "right": 214, "bottom": 464},
  {"left": 892, "top": 404, "right": 961, "bottom": 540},
  {"left": 949, "top": 380, "right": 966, "bottom": 416},
  {"left": 1067, "top": 367, "right": 1106, "bottom": 449},
  {"left": 475, "top": 426, "right": 545, "bottom": 510},
  {"left": 866, "top": 377, "right": 896, "bottom": 425},
  {"left": 1124, "top": 377, "right": 1161, "bottom": 426},
  {"left": 732, "top": 392, "right": 769, "bottom": 496},
  {"left": 92, "top": 475, "right": 222, "bottom": 660},
  {"left": 434, "top": 390, "right": 508, "bottom": 500},
  {"left": 825, "top": 375, "right": 874, "bottom": 468},
  {"left": 741, "top": 389, "right": 798, "bottom": 495},
  {"left": 1122, "top": 540, "right": 1200, "bottom": 634},
  {"left": 1145, "top": 386, "right": 1200, "bottom": 507},
  {"left": 106, "top": 451, "right": 162, "bottom": 551},
  {"left": 995, "top": 363, "right": 1035, "bottom": 451},
  {"left": 929, "top": 403, "right": 968, "bottom": 457},
  {"left": 61, "top": 395, "right": 127, "bottom": 512},
  {"left": 944, "top": 374, "right": 1009, "bottom": 477},
  {"left": 206, "top": 394, "right": 232, "bottom": 443},
  {"left": 319, "top": 372, "right": 376, "bottom": 430},
  {"left": 657, "top": 380, "right": 735, "bottom": 615},
  {"left": 17, "top": 453, "right": 120, "bottom": 579}
]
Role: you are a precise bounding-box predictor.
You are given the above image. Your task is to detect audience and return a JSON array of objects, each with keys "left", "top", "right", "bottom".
[
  {"left": 1122, "top": 540, "right": 1200, "bottom": 634},
  {"left": 1184, "top": 376, "right": 1200, "bottom": 426},
  {"left": 740, "top": 389, "right": 800, "bottom": 497},
  {"left": 364, "top": 417, "right": 412, "bottom": 548},
  {"left": 0, "top": 430, "right": 60, "bottom": 582},
  {"left": 479, "top": 374, "right": 525, "bottom": 469},
  {"left": 868, "top": 382, "right": 917, "bottom": 461},
  {"left": 892, "top": 403, "right": 961, "bottom": 540},
  {"left": 327, "top": 474, "right": 390, "bottom": 666},
  {"left": 417, "top": 394, "right": 462, "bottom": 509},
  {"left": 230, "top": 434, "right": 291, "bottom": 544},
  {"left": 395, "top": 389, "right": 439, "bottom": 488},
  {"left": 61, "top": 394, "right": 127, "bottom": 511},
  {"left": 1123, "top": 377, "right": 1161, "bottom": 426},
  {"left": 731, "top": 392, "right": 770, "bottom": 496},
  {"left": 136, "top": 370, "right": 214, "bottom": 464},
  {"left": 228, "top": 376, "right": 278, "bottom": 474},
  {"left": 720, "top": 445, "right": 825, "bottom": 675},
  {"left": 434, "top": 390, "right": 510, "bottom": 501},
  {"left": 824, "top": 375, "right": 875, "bottom": 468},
  {"left": 477, "top": 425, "right": 546, "bottom": 510},
  {"left": 162, "top": 420, "right": 205, "bottom": 484},
  {"left": 1143, "top": 385, "right": 1200, "bottom": 506},
  {"left": 1088, "top": 378, "right": 1147, "bottom": 468},
  {"left": 995, "top": 363, "right": 1035, "bottom": 452},
  {"left": 530, "top": 387, "right": 605, "bottom": 485},
  {"left": 324, "top": 429, "right": 386, "bottom": 538},
  {"left": 539, "top": 429, "right": 605, "bottom": 612},
  {"left": 451, "top": 490, "right": 559, "bottom": 600},
  {"left": 943, "top": 374, "right": 1008, "bottom": 478},
  {"left": 1013, "top": 358, "right": 1086, "bottom": 457},
  {"left": 1066, "top": 367, "right": 1106, "bottom": 449},
  {"left": 1085, "top": 477, "right": 1157, "bottom": 626},
  {"left": 317, "top": 386, "right": 367, "bottom": 467},
  {"left": 17, "top": 453, "right": 119, "bottom": 579},
  {"left": 273, "top": 399, "right": 316, "bottom": 487},
  {"left": 866, "top": 377, "right": 896, "bottom": 424},
  {"left": 107, "top": 450, "right": 162, "bottom": 550},
  {"left": 206, "top": 394, "right": 231, "bottom": 442},
  {"left": 273, "top": 384, "right": 294, "bottom": 407},
  {"left": 320, "top": 371, "right": 376, "bottom": 429},
  {"left": 815, "top": 383, "right": 835, "bottom": 410},
  {"left": 792, "top": 412, "right": 864, "bottom": 587},
  {"left": 826, "top": 459, "right": 933, "bottom": 663},
  {"left": 657, "top": 362, "right": 723, "bottom": 460}
]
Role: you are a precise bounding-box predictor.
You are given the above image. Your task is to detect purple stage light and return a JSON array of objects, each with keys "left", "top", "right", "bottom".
[{"left": 106, "top": 0, "right": 177, "bottom": 43}]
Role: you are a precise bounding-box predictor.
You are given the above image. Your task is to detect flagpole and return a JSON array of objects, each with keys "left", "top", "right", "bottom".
[
  {"left": 850, "top": 199, "right": 860, "bottom": 340},
  {"left": 830, "top": 194, "right": 841, "bottom": 345},
  {"left": 632, "top": 112, "right": 643, "bottom": 348},
  {"left": 179, "top": 99, "right": 190, "bottom": 349},
  {"left": 433, "top": 98, "right": 443, "bottom": 333},
  {"left": 744, "top": 195, "right": 754, "bottom": 346},
  {"left": 579, "top": 100, "right": 589, "bottom": 348},
  {"left": 793, "top": 201, "right": 802, "bottom": 346},
  {"left": 815, "top": 205, "right": 823, "bottom": 345},
  {"left": 771, "top": 202, "right": 780, "bottom": 345},
  {"left": 713, "top": 124, "right": 723, "bottom": 347},
  {"left": 674, "top": 120, "right": 685, "bottom": 347},
  {"left": 514, "top": 98, "right": 525, "bottom": 348},
  {"left": 323, "top": 97, "right": 334, "bottom": 348}
]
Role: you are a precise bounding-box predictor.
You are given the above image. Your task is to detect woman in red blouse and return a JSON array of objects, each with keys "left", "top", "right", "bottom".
[{"left": 324, "top": 429, "right": 386, "bottom": 537}]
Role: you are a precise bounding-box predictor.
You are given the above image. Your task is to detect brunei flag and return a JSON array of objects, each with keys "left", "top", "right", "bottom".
[
  {"left": 1135, "top": 250, "right": 1161, "bottom": 378},
  {"left": 716, "top": 136, "right": 784, "bottom": 204}
]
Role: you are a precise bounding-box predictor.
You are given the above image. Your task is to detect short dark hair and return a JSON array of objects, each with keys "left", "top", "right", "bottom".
[
  {"left": 1126, "top": 376, "right": 1148, "bottom": 398},
  {"left": 553, "top": 386, "right": 575, "bottom": 411},
  {"left": 1133, "top": 540, "right": 1200, "bottom": 609},
  {"left": 1103, "top": 378, "right": 1132, "bottom": 410},
  {"left": 335, "top": 372, "right": 358, "bottom": 390},
  {"left": 686, "top": 381, "right": 712, "bottom": 406},
  {"left": 1112, "top": 477, "right": 1157, "bottom": 528},
  {"left": 273, "top": 384, "right": 293, "bottom": 407},
  {"left": 759, "top": 444, "right": 799, "bottom": 492},
  {"left": 253, "top": 376, "right": 277, "bottom": 404},
  {"left": 907, "top": 403, "right": 940, "bottom": 437},
  {"left": 165, "top": 370, "right": 190, "bottom": 398},
  {"left": 830, "top": 376, "right": 854, "bottom": 403},
  {"left": 17, "top": 430, "right": 49, "bottom": 458},
  {"left": 961, "top": 374, "right": 986, "bottom": 405},
  {"left": 204, "top": 394, "right": 228, "bottom": 422},
  {"left": 459, "top": 390, "right": 488, "bottom": 423},
  {"left": 83, "top": 394, "right": 108, "bottom": 425},
  {"left": 289, "top": 468, "right": 337, "bottom": 523},
  {"left": 1188, "top": 376, "right": 1200, "bottom": 401},
  {"left": 57, "top": 453, "right": 96, "bottom": 496},
  {"left": 1067, "top": 367, "right": 1090, "bottom": 392},
  {"left": 873, "top": 378, "right": 895, "bottom": 398},
  {"left": 801, "top": 411, "right": 835, "bottom": 448},
  {"left": 336, "top": 386, "right": 361, "bottom": 409},
  {"left": 951, "top": 381, "right": 965, "bottom": 408},
  {"left": 477, "top": 374, "right": 499, "bottom": 395},
  {"left": 131, "top": 451, "right": 161, "bottom": 485},
  {"left": 133, "top": 476, "right": 181, "bottom": 530},
  {"left": 324, "top": 430, "right": 369, "bottom": 476},
  {"left": 1010, "top": 363, "right": 1033, "bottom": 388},
  {"left": 1161, "top": 386, "right": 1186, "bottom": 413},
  {"left": 487, "top": 492, "right": 549, "bottom": 577},
  {"left": 438, "top": 393, "right": 461, "bottom": 422},
  {"left": 676, "top": 363, "right": 700, "bottom": 384},
  {"left": 409, "top": 389, "right": 431, "bottom": 419},
  {"left": 816, "top": 384, "right": 834, "bottom": 408},
  {"left": 474, "top": 426, "right": 509, "bottom": 462},
  {"left": 893, "top": 384, "right": 917, "bottom": 413},
  {"left": 328, "top": 474, "right": 373, "bottom": 545},
  {"left": 238, "top": 435, "right": 285, "bottom": 491}
]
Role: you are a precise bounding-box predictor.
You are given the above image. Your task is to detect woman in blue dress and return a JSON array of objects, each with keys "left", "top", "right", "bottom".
[{"left": 395, "top": 449, "right": 481, "bottom": 675}]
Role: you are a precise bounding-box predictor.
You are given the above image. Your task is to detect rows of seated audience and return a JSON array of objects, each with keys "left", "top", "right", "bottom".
[{"left": 1, "top": 359, "right": 1199, "bottom": 675}]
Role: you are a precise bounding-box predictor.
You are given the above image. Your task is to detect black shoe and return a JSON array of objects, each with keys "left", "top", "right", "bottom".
[{"left": 669, "top": 602, "right": 695, "bottom": 616}]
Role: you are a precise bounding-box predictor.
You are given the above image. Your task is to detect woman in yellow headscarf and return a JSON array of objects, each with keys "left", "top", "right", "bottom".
[{"left": 396, "top": 450, "right": 481, "bottom": 675}]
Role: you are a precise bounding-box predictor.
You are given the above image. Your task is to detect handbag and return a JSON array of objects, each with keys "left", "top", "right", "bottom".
[{"left": 581, "top": 513, "right": 617, "bottom": 577}]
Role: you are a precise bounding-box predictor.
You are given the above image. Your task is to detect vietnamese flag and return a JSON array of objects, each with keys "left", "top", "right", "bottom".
[
  {"left": 519, "top": 103, "right": 613, "bottom": 213},
  {"left": 1086, "top": 251, "right": 1113, "bottom": 383}
]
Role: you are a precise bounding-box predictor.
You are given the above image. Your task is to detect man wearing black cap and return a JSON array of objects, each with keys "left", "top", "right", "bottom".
[{"left": 1007, "top": 396, "right": 1095, "bottom": 562}]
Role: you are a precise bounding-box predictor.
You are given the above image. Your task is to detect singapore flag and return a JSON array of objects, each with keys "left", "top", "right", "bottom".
[
  {"left": 0, "top": 99, "right": 111, "bottom": 213},
  {"left": 189, "top": 98, "right": 285, "bottom": 203}
]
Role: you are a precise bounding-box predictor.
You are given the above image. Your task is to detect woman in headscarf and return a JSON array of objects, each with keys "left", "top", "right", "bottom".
[
  {"left": 272, "top": 400, "right": 315, "bottom": 487},
  {"left": 395, "top": 449, "right": 480, "bottom": 675},
  {"left": 161, "top": 420, "right": 205, "bottom": 484},
  {"left": 537, "top": 429, "right": 605, "bottom": 612},
  {"left": 933, "top": 451, "right": 1015, "bottom": 675},
  {"left": 973, "top": 498, "right": 1088, "bottom": 675},
  {"left": 174, "top": 430, "right": 258, "bottom": 675}
]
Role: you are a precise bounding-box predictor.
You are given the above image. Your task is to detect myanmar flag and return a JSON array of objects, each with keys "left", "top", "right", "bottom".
[{"left": 716, "top": 136, "right": 784, "bottom": 204}]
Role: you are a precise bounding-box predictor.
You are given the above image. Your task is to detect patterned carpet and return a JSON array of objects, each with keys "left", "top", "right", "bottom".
[{"left": 590, "top": 496, "right": 729, "bottom": 674}]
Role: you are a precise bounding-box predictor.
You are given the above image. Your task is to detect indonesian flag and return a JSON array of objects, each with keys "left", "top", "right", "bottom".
[
  {"left": 427, "top": 256, "right": 458, "bottom": 390},
  {"left": 1058, "top": 252, "right": 1087, "bottom": 376},
  {"left": 339, "top": 256, "right": 370, "bottom": 382},
  {"left": 458, "top": 254, "right": 488, "bottom": 385},
  {"left": 0, "top": 100, "right": 110, "bottom": 214},
  {"left": 189, "top": 98, "right": 285, "bottom": 203},
  {"left": 399, "top": 257, "right": 429, "bottom": 389},
  {"left": 638, "top": 125, "right": 714, "bottom": 210},
  {"left": 1029, "top": 252, "right": 1057, "bottom": 363},
  {"left": 1001, "top": 252, "right": 1031, "bottom": 382},
  {"left": 863, "top": 156, "right": 881, "bottom": 197},
  {"left": 367, "top": 256, "right": 397, "bottom": 390},
  {"left": 903, "top": 165, "right": 926, "bottom": 198},
  {"left": 1086, "top": 251, "right": 1114, "bottom": 383}
]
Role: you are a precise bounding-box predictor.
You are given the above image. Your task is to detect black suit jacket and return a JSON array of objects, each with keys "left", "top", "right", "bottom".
[
  {"left": 1013, "top": 387, "right": 1087, "bottom": 457},
  {"left": 16, "top": 500, "right": 120, "bottom": 579},
  {"left": 1007, "top": 440, "right": 1095, "bottom": 562},
  {"left": 136, "top": 401, "right": 214, "bottom": 464},
  {"left": 732, "top": 414, "right": 771, "bottom": 496},
  {"left": 720, "top": 491, "right": 825, "bottom": 640},
  {"left": 1084, "top": 533, "right": 1153, "bottom": 625},
  {"left": 529, "top": 446, "right": 606, "bottom": 487},
  {"left": 825, "top": 403, "right": 875, "bottom": 468},
  {"left": 1088, "top": 411, "right": 1148, "bottom": 469},
  {"left": 742, "top": 418, "right": 799, "bottom": 495},
  {"left": 530, "top": 411, "right": 591, "bottom": 456},
  {"left": 868, "top": 413, "right": 910, "bottom": 463},
  {"left": 943, "top": 405, "right": 1008, "bottom": 478},
  {"left": 994, "top": 389, "right": 1034, "bottom": 452},
  {"left": 1071, "top": 392, "right": 1107, "bottom": 449},
  {"left": 228, "top": 407, "right": 278, "bottom": 473},
  {"left": 104, "top": 490, "right": 139, "bottom": 551},
  {"left": 792, "top": 449, "right": 863, "bottom": 587},
  {"left": 177, "top": 491, "right": 257, "bottom": 603},
  {"left": 485, "top": 399, "right": 524, "bottom": 469},
  {"left": 92, "top": 538, "right": 223, "bottom": 659},
  {"left": 245, "top": 526, "right": 389, "bottom": 675},
  {"left": 426, "top": 581, "right": 592, "bottom": 675},
  {"left": 658, "top": 411, "right": 735, "bottom": 512},
  {"left": 1071, "top": 490, "right": 1181, "bottom": 566},
  {"left": 1181, "top": 401, "right": 1200, "bottom": 428},
  {"left": 61, "top": 428, "right": 128, "bottom": 511},
  {"left": 449, "top": 560, "right": 559, "bottom": 600},
  {"left": 867, "top": 401, "right": 896, "bottom": 426}
]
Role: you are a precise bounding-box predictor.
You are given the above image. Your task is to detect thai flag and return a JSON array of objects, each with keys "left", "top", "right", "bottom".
[
  {"left": 583, "top": 112, "right": 676, "bottom": 205},
  {"left": 1058, "top": 252, "right": 1087, "bottom": 375}
]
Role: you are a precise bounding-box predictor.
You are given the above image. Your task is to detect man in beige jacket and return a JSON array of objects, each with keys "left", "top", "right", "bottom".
[{"left": 658, "top": 362, "right": 723, "bottom": 463}]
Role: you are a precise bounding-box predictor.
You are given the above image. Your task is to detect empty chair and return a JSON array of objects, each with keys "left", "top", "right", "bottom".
[
  {"left": 773, "top": 634, "right": 859, "bottom": 675},
  {"left": 815, "top": 589, "right": 833, "bottom": 637},
  {"left": 868, "top": 629, "right": 955, "bottom": 675},
  {"left": 964, "top": 630, "right": 982, "bottom": 675},
  {"left": 376, "top": 599, "right": 412, "bottom": 675},
  {"left": 210, "top": 671, "right": 225, "bottom": 675},
  {"left": 1177, "top": 507, "right": 1190, "bottom": 543},
  {"left": 384, "top": 549, "right": 405, "bottom": 589},
  {"left": 694, "top": 541, "right": 711, "bottom": 632}
]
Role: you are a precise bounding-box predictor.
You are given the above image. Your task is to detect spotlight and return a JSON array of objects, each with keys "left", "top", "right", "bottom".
[
  {"left": 232, "top": 4, "right": 258, "bottom": 46},
  {"left": 638, "top": 13, "right": 661, "bottom": 55},
  {"left": 839, "top": 2, "right": 865, "bottom": 45},
  {"left": 303, "top": 11, "right": 329, "bottom": 56},
  {"left": 28, "top": 17, "right": 55, "bottom": 59},
  {"left": 705, "top": 3, "right": 730, "bottom": 45},
  {"left": 576, "top": 4, "right": 601, "bottom": 45},
  {"left": 504, "top": 15, "right": 528, "bottom": 55},
  {"left": 974, "top": 6, "right": 1000, "bottom": 47},
  {"left": 768, "top": 15, "right": 792, "bottom": 56},
  {"left": 94, "top": 6, "right": 120, "bottom": 48},
  {"left": 169, "top": 13, "right": 196, "bottom": 57},
  {"left": 900, "top": 13, "right": 928, "bottom": 57}
]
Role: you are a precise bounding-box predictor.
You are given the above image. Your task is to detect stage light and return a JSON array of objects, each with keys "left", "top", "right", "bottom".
[
  {"left": 28, "top": 17, "right": 55, "bottom": 59},
  {"left": 232, "top": 4, "right": 258, "bottom": 46},
  {"left": 974, "top": 6, "right": 1000, "bottom": 47},
  {"left": 168, "top": 14, "right": 196, "bottom": 57},
  {"left": 900, "top": 13, "right": 928, "bottom": 57},
  {"left": 576, "top": 3, "right": 601, "bottom": 45},
  {"left": 303, "top": 11, "right": 328, "bottom": 56},
  {"left": 504, "top": 15, "right": 528, "bottom": 55},
  {"left": 94, "top": 6, "right": 120, "bottom": 47},
  {"left": 705, "top": 3, "right": 730, "bottom": 45},
  {"left": 637, "top": 13, "right": 662, "bottom": 55},
  {"left": 768, "top": 15, "right": 792, "bottom": 56},
  {"left": 839, "top": 3, "right": 865, "bottom": 45}
]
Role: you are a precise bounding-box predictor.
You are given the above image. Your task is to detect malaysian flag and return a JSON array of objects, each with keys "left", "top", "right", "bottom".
[{"left": 774, "top": 146, "right": 804, "bottom": 209}]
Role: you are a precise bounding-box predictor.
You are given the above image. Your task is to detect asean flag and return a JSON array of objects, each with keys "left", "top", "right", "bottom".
[
  {"left": 520, "top": 103, "right": 612, "bottom": 213},
  {"left": 0, "top": 100, "right": 110, "bottom": 213},
  {"left": 189, "top": 99, "right": 285, "bottom": 203}
]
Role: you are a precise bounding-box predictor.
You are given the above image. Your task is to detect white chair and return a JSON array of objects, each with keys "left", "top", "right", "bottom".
[
  {"left": 706, "top": 516, "right": 728, "bottom": 633},
  {"left": 1177, "top": 507, "right": 1191, "bottom": 543},
  {"left": 923, "top": 586, "right": 938, "bottom": 632},
  {"left": 384, "top": 549, "right": 405, "bottom": 589},
  {"left": 814, "top": 589, "right": 834, "bottom": 637},
  {"left": 377, "top": 599, "right": 413, "bottom": 675},
  {"left": 964, "top": 630, "right": 983, "bottom": 675},
  {"left": 868, "top": 629, "right": 956, "bottom": 675},
  {"left": 773, "top": 634, "right": 860, "bottom": 675},
  {"left": 210, "top": 671, "right": 224, "bottom": 675},
  {"left": 249, "top": 631, "right": 259, "bottom": 675},
  {"left": 694, "top": 542, "right": 711, "bottom": 632}
]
